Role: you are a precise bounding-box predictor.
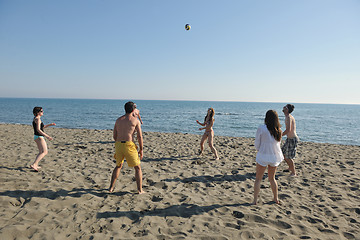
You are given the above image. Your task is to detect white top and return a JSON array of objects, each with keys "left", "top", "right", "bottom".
[{"left": 255, "top": 124, "right": 284, "bottom": 167}]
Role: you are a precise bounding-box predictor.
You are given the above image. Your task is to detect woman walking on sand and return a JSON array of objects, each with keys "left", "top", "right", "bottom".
[
  {"left": 252, "top": 110, "right": 283, "bottom": 205},
  {"left": 196, "top": 108, "right": 219, "bottom": 160},
  {"left": 31, "top": 107, "right": 56, "bottom": 172}
]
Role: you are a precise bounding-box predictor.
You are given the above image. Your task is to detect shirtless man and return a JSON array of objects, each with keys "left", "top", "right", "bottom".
[
  {"left": 281, "top": 104, "right": 298, "bottom": 176},
  {"left": 133, "top": 103, "right": 143, "bottom": 124},
  {"left": 109, "top": 101, "right": 144, "bottom": 194}
]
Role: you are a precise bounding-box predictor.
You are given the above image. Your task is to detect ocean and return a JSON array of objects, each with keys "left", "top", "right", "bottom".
[{"left": 0, "top": 98, "right": 359, "bottom": 146}]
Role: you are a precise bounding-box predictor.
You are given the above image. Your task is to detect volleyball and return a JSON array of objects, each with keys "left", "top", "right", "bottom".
[{"left": 185, "top": 24, "right": 191, "bottom": 31}]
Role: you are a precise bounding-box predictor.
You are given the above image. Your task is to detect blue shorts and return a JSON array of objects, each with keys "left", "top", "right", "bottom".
[{"left": 34, "top": 135, "right": 44, "bottom": 140}]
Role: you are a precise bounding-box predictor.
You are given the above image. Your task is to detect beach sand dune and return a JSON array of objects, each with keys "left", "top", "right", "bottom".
[{"left": 0, "top": 124, "right": 359, "bottom": 239}]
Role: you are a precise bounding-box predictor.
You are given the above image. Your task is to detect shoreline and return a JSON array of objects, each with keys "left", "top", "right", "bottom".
[
  {"left": 1, "top": 123, "right": 359, "bottom": 239},
  {"left": 1, "top": 123, "right": 358, "bottom": 147}
]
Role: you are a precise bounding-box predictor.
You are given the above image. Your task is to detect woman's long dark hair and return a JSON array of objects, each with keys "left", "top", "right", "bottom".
[
  {"left": 204, "top": 108, "right": 215, "bottom": 123},
  {"left": 265, "top": 110, "right": 282, "bottom": 142}
]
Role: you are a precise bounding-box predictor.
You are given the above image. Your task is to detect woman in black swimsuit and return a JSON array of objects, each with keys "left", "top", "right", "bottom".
[
  {"left": 196, "top": 108, "right": 219, "bottom": 160},
  {"left": 31, "top": 107, "right": 56, "bottom": 172}
]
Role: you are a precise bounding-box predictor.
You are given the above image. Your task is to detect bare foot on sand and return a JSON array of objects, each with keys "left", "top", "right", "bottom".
[
  {"left": 138, "top": 190, "right": 145, "bottom": 194},
  {"left": 108, "top": 187, "right": 114, "bottom": 193},
  {"left": 30, "top": 165, "right": 39, "bottom": 172}
]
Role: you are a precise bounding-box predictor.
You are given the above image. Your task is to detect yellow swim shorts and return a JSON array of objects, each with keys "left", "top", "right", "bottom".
[{"left": 114, "top": 141, "right": 140, "bottom": 167}]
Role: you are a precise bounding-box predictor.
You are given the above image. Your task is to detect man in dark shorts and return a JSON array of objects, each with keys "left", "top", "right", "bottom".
[{"left": 282, "top": 104, "right": 299, "bottom": 176}]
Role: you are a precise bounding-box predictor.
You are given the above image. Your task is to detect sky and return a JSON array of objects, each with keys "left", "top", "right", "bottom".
[{"left": 0, "top": 0, "right": 359, "bottom": 104}]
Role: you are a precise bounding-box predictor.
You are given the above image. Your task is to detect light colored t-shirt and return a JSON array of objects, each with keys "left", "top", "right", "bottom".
[{"left": 255, "top": 124, "right": 284, "bottom": 167}]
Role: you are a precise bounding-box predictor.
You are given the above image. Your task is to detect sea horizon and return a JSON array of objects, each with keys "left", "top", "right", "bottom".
[
  {"left": 1, "top": 98, "right": 359, "bottom": 146},
  {"left": 1, "top": 97, "right": 359, "bottom": 106}
]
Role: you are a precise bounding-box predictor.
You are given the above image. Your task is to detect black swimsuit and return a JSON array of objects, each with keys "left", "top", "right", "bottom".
[{"left": 33, "top": 119, "right": 44, "bottom": 136}]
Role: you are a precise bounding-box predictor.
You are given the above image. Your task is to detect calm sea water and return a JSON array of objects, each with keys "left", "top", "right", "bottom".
[{"left": 0, "top": 98, "right": 359, "bottom": 146}]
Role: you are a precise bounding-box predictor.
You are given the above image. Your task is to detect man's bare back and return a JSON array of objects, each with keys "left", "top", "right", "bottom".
[{"left": 113, "top": 114, "right": 140, "bottom": 142}]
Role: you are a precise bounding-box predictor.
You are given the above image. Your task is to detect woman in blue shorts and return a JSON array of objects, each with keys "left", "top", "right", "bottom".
[{"left": 31, "top": 107, "right": 56, "bottom": 172}]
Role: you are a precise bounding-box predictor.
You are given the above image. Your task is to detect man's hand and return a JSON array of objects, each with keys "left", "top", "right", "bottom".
[{"left": 139, "top": 149, "right": 143, "bottom": 160}]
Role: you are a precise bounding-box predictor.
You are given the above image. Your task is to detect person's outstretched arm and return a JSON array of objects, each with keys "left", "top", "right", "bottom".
[
  {"left": 135, "top": 121, "right": 143, "bottom": 160},
  {"left": 138, "top": 113, "right": 143, "bottom": 124},
  {"left": 196, "top": 120, "right": 205, "bottom": 126},
  {"left": 44, "top": 123, "right": 56, "bottom": 128}
]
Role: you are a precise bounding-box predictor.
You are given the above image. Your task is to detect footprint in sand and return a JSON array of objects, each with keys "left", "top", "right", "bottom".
[
  {"left": 246, "top": 214, "right": 268, "bottom": 224},
  {"left": 232, "top": 211, "right": 244, "bottom": 219},
  {"left": 179, "top": 195, "right": 188, "bottom": 202},
  {"left": 153, "top": 182, "right": 168, "bottom": 190},
  {"left": 151, "top": 195, "right": 163, "bottom": 202},
  {"left": 274, "top": 220, "right": 292, "bottom": 229},
  {"left": 306, "top": 216, "right": 324, "bottom": 224},
  {"left": 343, "top": 232, "right": 356, "bottom": 239},
  {"left": 354, "top": 208, "right": 360, "bottom": 215}
]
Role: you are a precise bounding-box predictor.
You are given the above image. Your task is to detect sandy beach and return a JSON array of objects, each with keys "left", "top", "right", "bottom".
[{"left": 0, "top": 123, "right": 359, "bottom": 239}]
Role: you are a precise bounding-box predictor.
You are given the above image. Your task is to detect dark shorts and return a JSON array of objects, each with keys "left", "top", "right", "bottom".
[{"left": 282, "top": 137, "right": 298, "bottom": 159}]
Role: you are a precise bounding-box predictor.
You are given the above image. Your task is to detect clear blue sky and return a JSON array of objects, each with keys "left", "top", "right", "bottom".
[{"left": 0, "top": 0, "right": 359, "bottom": 104}]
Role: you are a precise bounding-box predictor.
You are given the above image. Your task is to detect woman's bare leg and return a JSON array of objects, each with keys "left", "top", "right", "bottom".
[
  {"left": 252, "top": 163, "right": 267, "bottom": 205},
  {"left": 268, "top": 166, "right": 280, "bottom": 204},
  {"left": 199, "top": 134, "right": 207, "bottom": 154},
  {"left": 208, "top": 132, "right": 219, "bottom": 159},
  {"left": 31, "top": 138, "right": 48, "bottom": 171}
]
